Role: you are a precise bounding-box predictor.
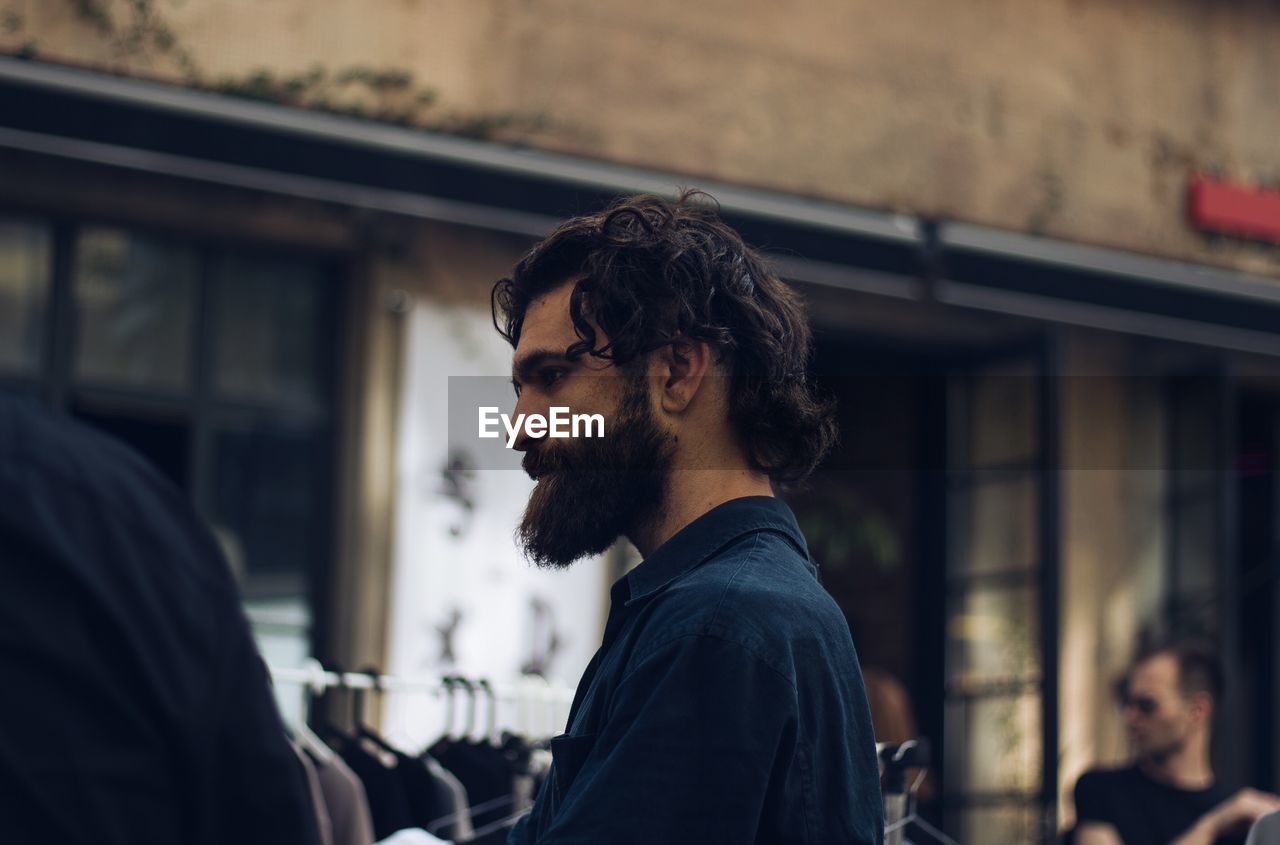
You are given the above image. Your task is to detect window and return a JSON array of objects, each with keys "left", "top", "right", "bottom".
[
  {"left": 0, "top": 214, "right": 339, "bottom": 673},
  {"left": 1165, "top": 374, "right": 1225, "bottom": 640},
  {"left": 943, "top": 354, "right": 1056, "bottom": 844},
  {"left": 73, "top": 228, "right": 199, "bottom": 392},
  {"left": 0, "top": 219, "right": 51, "bottom": 377}
]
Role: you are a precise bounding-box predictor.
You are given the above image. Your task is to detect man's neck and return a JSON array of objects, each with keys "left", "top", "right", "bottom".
[
  {"left": 1138, "top": 740, "right": 1214, "bottom": 790},
  {"left": 628, "top": 469, "right": 774, "bottom": 557}
]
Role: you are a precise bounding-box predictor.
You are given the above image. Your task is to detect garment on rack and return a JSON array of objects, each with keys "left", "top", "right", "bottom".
[
  {"left": 500, "top": 734, "right": 547, "bottom": 813},
  {"left": 312, "top": 750, "right": 376, "bottom": 845},
  {"left": 395, "top": 750, "right": 451, "bottom": 829},
  {"left": 294, "top": 743, "right": 335, "bottom": 845},
  {"left": 398, "top": 750, "right": 480, "bottom": 841},
  {"left": 507, "top": 496, "right": 883, "bottom": 845},
  {"left": 429, "top": 738, "right": 517, "bottom": 831},
  {"left": 424, "top": 754, "right": 474, "bottom": 840},
  {"left": 339, "top": 740, "right": 416, "bottom": 840},
  {"left": 0, "top": 395, "right": 321, "bottom": 845}
]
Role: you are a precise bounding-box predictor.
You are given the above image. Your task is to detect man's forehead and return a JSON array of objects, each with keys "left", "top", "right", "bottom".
[
  {"left": 1131, "top": 654, "right": 1179, "bottom": 692},
  {"left": 516, "top": 283, "right": 579, "bottom": 355}
]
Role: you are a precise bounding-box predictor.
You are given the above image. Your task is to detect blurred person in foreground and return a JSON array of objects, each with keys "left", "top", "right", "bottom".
[
  {"left": 0, "top": 393, "right": 320, "bottom": 845},
  {"left": 489, "top": 191, "right": 882, "bottom": 844},
  {"left": 1071, "top": 641, "right": 1280, "bottom": 845}
]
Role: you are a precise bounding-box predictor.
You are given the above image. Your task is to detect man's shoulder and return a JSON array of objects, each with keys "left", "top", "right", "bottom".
[
  {"left": 642, "top": 528, "right": 852, "bottom": 680},
  {"left": 1073, "top": 766, "right": 1141, "bottom": 830},
  {"left": 1074, "top": 765, "right": 1147, "bottom": 814},
  {"left": 666, "top": 528, "right": 835, "bottom": 617},
  {"left": 1077, "top": 765, "right": 1141, "bottom": 790}
]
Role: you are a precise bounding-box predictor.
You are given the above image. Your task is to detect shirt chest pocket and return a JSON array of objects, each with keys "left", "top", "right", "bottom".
[{"left": 549, "top": 732, "right": 598, "bottom": 804}]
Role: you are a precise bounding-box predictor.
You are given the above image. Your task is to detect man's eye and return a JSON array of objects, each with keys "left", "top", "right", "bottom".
[
  {"left": 510, "top": 379, "right": 523, "bottom": 398},
  {"left": 540, "top": 367, "right": 568, "bottom": 386}
]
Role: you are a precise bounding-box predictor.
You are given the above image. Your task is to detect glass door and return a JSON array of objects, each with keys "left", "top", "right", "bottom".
[{"left": 942, "top": 336, "right": 1060, "bottom": 844}]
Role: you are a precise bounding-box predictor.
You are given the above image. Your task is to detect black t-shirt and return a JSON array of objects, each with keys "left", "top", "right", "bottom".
[
  {"left": 1073, "top": 765, "right": 1244, "bottom": 845},
  {"left": 0, "top": 395, "right": 320, "bottom": 845}
]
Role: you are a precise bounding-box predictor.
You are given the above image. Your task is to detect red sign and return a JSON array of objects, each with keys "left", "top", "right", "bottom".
[{"left": 1188, "top": 175, "right": 1280, "bottom": 243}]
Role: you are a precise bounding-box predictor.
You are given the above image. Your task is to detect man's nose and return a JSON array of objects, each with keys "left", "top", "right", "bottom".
[{"left": 510, "top": 392, "right": 545, "bottom": 453}]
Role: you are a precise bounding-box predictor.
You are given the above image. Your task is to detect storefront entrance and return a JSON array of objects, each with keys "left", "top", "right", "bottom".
[{"left": 794, "top": 331, "right": 1061, "bottom": 842}]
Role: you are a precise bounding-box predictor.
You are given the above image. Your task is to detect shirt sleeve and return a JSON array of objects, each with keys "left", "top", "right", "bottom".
[
  {"left": 539, "top": 633, "right": 798, "bottom": 845},
  {"left": 1073, "top": 771, "right": 1111, "bottom": 825}
]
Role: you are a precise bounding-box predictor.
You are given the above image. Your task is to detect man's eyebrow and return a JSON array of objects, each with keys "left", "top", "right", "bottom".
[{"left": 511, "top": 348, "right": 572, "bottom": 381}]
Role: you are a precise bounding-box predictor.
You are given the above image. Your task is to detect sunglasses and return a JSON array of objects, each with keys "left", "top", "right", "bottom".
[{"left": 1120, "top": 695, "right": 1159, "bottom": 716}]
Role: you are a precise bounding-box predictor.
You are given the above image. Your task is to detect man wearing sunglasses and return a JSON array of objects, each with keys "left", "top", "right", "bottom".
[{"left": 1071, "top": 641, "right": 1280, "bottom": 845}]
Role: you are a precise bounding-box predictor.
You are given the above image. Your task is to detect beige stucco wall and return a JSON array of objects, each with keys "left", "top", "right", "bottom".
[{"left": 5, "top": 0, "right": 1280, "bottom": 277}]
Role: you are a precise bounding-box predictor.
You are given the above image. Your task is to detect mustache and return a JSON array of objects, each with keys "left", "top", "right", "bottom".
[{"left": 521, "top": 442, "right": 575, "bottom": 479}]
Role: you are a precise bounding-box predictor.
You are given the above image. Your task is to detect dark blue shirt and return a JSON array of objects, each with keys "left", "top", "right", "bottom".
[{"left": 509, "top": 496, "right": 883, "bottom": 844}]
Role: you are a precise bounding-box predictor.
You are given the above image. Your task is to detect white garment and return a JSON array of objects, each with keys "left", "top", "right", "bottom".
[
  {"left": 376, "top": 829, "right": 450, "bottom": 845},
  {"left": 1248, "top": 810, "right": 1280, "bottom": 845}
]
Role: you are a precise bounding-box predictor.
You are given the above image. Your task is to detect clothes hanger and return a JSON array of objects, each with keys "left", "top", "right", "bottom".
[
  {"left": 289, "top": 657, "right": 335, "bottom": 765},
  {"left": 459, "top": 677, "right": 479, "bottom": 744},
  {"left": 424, "top": 677, "right": 519, "bottom": 836},
  {"left": 312, "top": 660, "right": 358, "bottom": 747},
  {"left": 479, "top": 678, "right": 500, "bottom": 747},
  {"left": 458, "top": 805, "right": 530, "bottom": 842},
  {"left": 425, "top": 794, "right": 517, "bottom": 837},
  {"left": 427, "top": 675, "right": 462, "bottom": 757},
  {"left": 352, "top": 665, "right": 402, "bottom": 757}
]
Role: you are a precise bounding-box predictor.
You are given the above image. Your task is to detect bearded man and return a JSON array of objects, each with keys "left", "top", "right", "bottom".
[
  {"left": 1072, "top": 641, "right": 1280, "bottom": 845},
  {"left": 490, "top": 191, "right": 883, "bottom": 844}
]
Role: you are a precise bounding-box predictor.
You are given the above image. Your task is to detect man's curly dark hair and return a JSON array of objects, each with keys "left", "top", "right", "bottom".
[{"left": 491, "top": 190, "right": 837, "bottom": 485}]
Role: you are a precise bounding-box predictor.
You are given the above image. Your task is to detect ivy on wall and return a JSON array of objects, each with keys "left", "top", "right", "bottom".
[{"left": 2, "top": 0, "right": 551, "bottom": 140}]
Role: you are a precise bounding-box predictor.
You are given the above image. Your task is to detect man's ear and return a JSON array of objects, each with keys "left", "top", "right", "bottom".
[
  {"left": 1188, "top": 691, "right": 1213, "bottom": 726},
  {"left": 656, "top": 338, "right": 712, "bottom": 414}
]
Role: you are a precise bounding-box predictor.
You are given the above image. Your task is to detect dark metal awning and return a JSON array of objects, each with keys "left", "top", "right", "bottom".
[{"left": 3, "top": 55, "right": 1279, "bottom": 355}]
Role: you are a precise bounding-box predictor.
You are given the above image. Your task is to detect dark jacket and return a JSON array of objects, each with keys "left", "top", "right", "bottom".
[{"left": 0, "top": 394, "right": 319, "bottom": 845}]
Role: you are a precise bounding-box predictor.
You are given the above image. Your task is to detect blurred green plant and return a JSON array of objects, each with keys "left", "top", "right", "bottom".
[
  {"left": 794, "top": 485, "right": 902, "bottom": 575},
  {"left": 1, "top": 9, "right": 23, "bottom": 34}
]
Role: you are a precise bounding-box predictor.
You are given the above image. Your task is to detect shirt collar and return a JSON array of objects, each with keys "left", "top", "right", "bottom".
[{"left": 621, "top": 496, "right": 812, "bottom": 607}]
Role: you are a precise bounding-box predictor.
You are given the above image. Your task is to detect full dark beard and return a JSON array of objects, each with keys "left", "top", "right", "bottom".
[{"left": 517, "top": 381, "right": 674, "bottom": 569}]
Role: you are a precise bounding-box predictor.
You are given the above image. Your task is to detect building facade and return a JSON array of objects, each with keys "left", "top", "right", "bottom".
[{"left": 2, "top": 2, "right": 1279, "bottom": 841}]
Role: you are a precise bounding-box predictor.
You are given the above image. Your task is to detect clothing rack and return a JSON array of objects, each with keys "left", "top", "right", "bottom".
[
  {"left": 268, "top": 659, "right": 576, "bottom": 708},
  {"left": 878, "top": 739, "right": 960, "bottom": 845},
  {"left": 268, "top": 659, "right": 560, "bottom": 843}
]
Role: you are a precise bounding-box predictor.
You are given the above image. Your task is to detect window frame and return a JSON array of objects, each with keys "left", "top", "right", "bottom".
[{"left": 0, "top": 207, "right": 347, "bottom": 663}]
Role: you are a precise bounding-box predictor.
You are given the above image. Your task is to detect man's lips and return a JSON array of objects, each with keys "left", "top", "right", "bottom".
[
  {"left": 523, "top": 450, "right": 566, "bottom": 480},
  {"left": 523, "top": 462, "right": 555, "bottom": 481}
]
